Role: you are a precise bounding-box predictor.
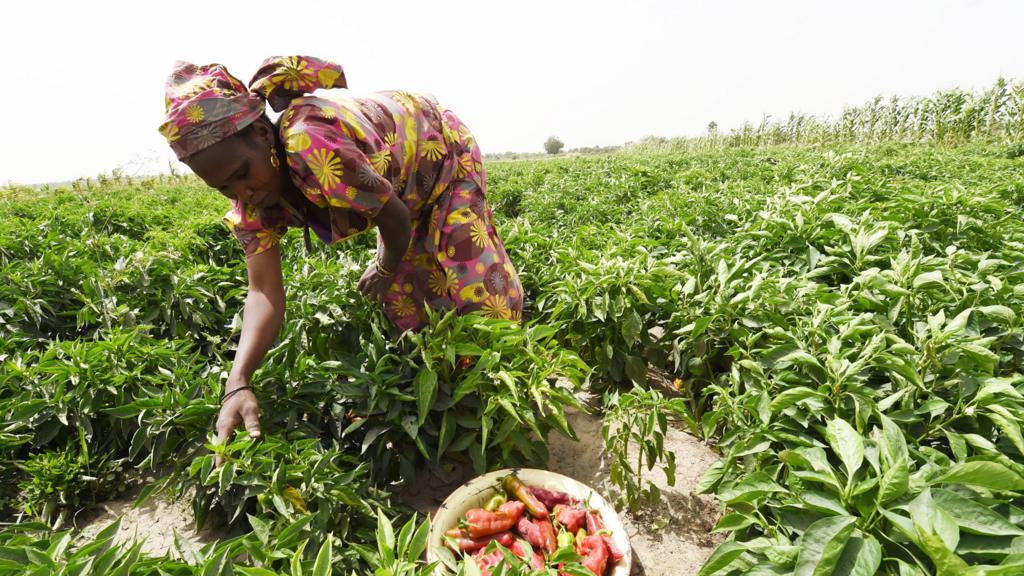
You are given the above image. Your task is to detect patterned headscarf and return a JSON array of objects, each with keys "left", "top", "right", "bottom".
[{"left": 159, "top": 56, "right": 347, "bottom": 160}]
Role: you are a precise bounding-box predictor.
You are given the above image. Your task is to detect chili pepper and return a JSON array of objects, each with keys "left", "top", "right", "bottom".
[
  {"left": 465, "top": 508, "right": 516, "bottom": 538},
  {"left": 473, "top": 548, "right": 504, "bottom": 576},
  {"left": 511, "top": 539, "right": 545, "bottom": 570},
  {"left": 585, "top": 510, "right": 605, "bottom": 534},
  {"left": 535, "top": 517, "right": 557, "bottom": 555},
  {"left": 444, "top": 531, "right": 514, "bottom": 553},
  {"left": 502, "top": 474, "right": 549, "bottom": 518},
  {"left": 578, "top": 534, "right": 610, "bottom": 576},
  {"left": 484, "top": 492, "right": 507, "bottom": 512},
  {"left": 530, "top": 486, "right": 575, "bottom": 509},
  {"left": 584, "top": 509, "right": 623, "bottom": 562},
  {"left": 498, "top": 500, "right": 525, "bottom": 523},
  {"left": 557, "top": 528, "right": 575, "bottom": 549},
  {"left": 555, "top": 505, "right": 586, "bottom": 534},
  {"left": 603, "top": 533, "right": 625, "bottom": 563},
  {"left": 459, "top": 356, "right": 474, "bottom": 369},
  {"left": 516, "top": 517, "right": 544, "bottom": 550}
]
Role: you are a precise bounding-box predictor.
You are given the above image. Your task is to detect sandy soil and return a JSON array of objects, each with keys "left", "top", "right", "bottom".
[
  {"left": 551, "top": 408, "right": 724, "bottom": 576},
  {"left": 72, "top": 480, "right": 233, "bottom": 560}
]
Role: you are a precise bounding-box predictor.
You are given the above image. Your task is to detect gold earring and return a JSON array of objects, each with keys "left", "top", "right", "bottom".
[{"left": 270, "top": 145, "right": 280, "bottom": 169}]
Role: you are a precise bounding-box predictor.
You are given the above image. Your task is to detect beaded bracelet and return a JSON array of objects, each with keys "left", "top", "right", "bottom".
[{"left": 220, "top": 385, "right": 252, "bottom": 404}]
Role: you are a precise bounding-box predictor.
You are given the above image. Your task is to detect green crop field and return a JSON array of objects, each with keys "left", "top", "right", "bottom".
[{"left": 1, "top": 81, "right": 1024, "bottom": 575}]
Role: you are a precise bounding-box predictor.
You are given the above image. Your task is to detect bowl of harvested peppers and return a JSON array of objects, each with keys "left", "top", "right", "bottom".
[{"left": 427, "top": 468, "right": 631, "bottom": 575}]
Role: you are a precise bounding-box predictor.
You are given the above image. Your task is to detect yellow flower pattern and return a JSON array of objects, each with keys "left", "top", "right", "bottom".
[
  {"left": 392, "top": 296, "right": 417, "bottom": 318},
  {"left": 482, "top": 295, "right": 511, "bottom": 320},
  {"left": 161, "top": 123, "right": 180, "bottom": 143},
  {"left": 273, "top": 56, "right": 315, "bottom": 91},
  {"left": 470, "top": 220, "right": 491, "bottom": 249},
  {"left": 307, "top": 148, "right": 343, "bottom": 190},
  {"left": 185, "top": 103, "right": 204, "bottom": 123},
  {"left": 421, "top": 140, "right": 445, "bottom": 161},
  {"left": 428, "top": 267, "right": 458, "bottom": 296},
  {"left": 368, "top": 150, "right": 391, "bottom": 175},
  {"left": 219, "top": 62, "right": 522, "bottom": 332}
]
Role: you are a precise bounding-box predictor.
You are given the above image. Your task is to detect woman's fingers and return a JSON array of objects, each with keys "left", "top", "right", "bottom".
[
  {"left": 214, "top": 409, "right": 240, "bottom": 468},
  {"left": 241, "top": 402, "right": 261, "bottom": 438},
  {"left": 212, "top": 395, "right": 261, "bottom": 468}
]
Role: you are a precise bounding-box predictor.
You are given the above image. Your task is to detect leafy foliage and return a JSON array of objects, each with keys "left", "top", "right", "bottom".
[{"left": 2, "top": 80, "right": 1024, "bottom": 574}]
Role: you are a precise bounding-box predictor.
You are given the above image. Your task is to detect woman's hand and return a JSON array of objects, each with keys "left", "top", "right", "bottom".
[
  {"left": 358, "top": 260, "right": 394, "bottom": 302},
  {"left": 213, "top": 384, "right": 261, "bottom": 468}
]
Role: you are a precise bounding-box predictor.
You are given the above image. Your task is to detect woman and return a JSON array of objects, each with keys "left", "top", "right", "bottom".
[{"left": 159, "top": 56, "right": 524, "bottom": 466}]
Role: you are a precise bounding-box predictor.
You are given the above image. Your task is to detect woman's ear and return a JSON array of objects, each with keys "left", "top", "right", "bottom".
[{"left": 249, "top": 118, "right": 275, "bottom": 149}]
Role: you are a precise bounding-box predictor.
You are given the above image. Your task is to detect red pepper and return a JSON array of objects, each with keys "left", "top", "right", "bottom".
[
  {"left": 516, "top": 517, "right": 544, "bottom": 549},
  {"left": 511, "top": 539, "right": 545, "bottom": 570},
  {"left": 535, "top": 517, "right": 557, "bottom": 555},
  {"left": 554, "top": 505, "right": 587, "bottom": 534},
  {"left": 530, "top": 486, "right": 576, "bottom": 509},
  {"left": 444, "top": 531, "right": 514, "bottom": 553},
  {"left": 585, "top": 510, "right": 605, "bottom": 534},
  {"left": 459, "top": 356, "right": 474, "bottom": 369},
  {"left": 465, "top": 508, "right": 516, "bottom": 538},
  {"left": 579, "top": 534, "right": 610, "bottom": 576},
  {"left": 603, "top": 534, "right": 625, "bottom": 563},
  {"left": 502, "top": 475, "right": 549, "bottom": 518},
  {"left": 583, "top": 510, "right": 623, "bottom": 564},
  {"left": 498, "top": 500, "right": 526, "bottom": 524},
  {"left": 473, "top": 548, "right": 504, "bottom": 576}
]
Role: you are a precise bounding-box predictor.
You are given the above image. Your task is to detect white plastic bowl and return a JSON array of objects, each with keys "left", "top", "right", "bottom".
[{"left": 427, "top": 468, "right": 631, "bottom": 575}]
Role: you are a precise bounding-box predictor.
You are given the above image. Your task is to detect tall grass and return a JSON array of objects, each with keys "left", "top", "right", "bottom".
[{"left": 632, "top": 77, "right": 1024, "bottom": 153}]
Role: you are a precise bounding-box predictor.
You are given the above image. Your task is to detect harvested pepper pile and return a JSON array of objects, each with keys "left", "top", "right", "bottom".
[{"left": 443, "top": 474, "right": 626, "bottom": 575}]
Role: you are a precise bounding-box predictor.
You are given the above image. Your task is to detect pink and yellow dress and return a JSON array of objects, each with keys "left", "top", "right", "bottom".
[{"left": 223, "top": 84, "right": 523, "bottom": 332}]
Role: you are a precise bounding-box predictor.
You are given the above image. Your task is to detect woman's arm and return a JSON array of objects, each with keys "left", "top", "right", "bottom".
[
  {"left": 374, "top": 193, "right": 412, "bottom": 271},
  {"left": 214, "top": 244, "right": 285, "bottom": 467},
  {"left": 358, "top": 193, "right": 411, "bottom": 300},
  {"left": 228, "top": 244, "right": 286, "bottom": 386}
]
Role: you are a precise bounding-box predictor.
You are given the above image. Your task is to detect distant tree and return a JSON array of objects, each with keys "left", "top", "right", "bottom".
[
  {"left": 544, "top": 136, "right": 564, "bottom": 155},
  {"left": 707, "top": 121, "right": 718, "bottom": 135}
]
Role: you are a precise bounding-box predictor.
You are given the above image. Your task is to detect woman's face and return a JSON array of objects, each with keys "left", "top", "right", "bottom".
[{"left": 185, "top": 120, "right": 285, "bottom": 208}]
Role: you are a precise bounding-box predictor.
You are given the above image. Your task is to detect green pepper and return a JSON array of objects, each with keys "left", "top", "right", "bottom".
[
  {"left": 557, "top": 529, "right": 574, "bottom": 549},
  {"left": 484, "top": 492, "right": 507, "bottom": 512}
]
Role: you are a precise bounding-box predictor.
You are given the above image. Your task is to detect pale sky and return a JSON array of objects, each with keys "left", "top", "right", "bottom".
[{"left": 2, "top": 0, "right": 1021, "bottom": 185}]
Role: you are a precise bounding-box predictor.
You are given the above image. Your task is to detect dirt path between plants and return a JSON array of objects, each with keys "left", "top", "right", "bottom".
[
  {"left": 73, "top": 408, "right": 722, "bottom": 574},
  {"left": 553, "top": 409, "right": 723, "bottom": 575},
  {"left": 72, "top": 480, "right": 233, "bottom": 559}
]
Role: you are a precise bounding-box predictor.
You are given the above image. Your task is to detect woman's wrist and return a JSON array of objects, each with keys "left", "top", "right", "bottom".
[
  {"left": 225, "top": 377, "right": 250, "bottom": 392},
  {"left": 376, "top": 254, "right": 397, "bottom": 277},
  {"left": 220, "top": 385, "right": 253, "bottom": 404}
]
